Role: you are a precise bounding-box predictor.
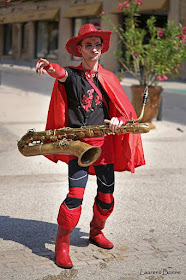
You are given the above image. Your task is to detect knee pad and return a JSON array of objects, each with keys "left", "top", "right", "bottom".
[
  {"left": 94, "top": 164, "right": 115, "bottom": 210},
  {"left": 96, "top": 193, "right": 114, "bottom": 210},
  {"left": 66, "top": 159, "right": 89, "bottom": 209},
  {"left": 65, "top": 186, "right": 85, "bottom": 209}
]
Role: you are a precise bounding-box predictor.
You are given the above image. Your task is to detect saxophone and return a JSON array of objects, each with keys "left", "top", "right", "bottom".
[{"left": 17, "top": 87, "right": 150, "bottom": 167}]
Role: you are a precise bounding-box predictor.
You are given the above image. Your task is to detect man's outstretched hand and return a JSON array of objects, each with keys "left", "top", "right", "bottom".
[
  {"left": 36, "top": 58, "right": 67, "bottom": 80},
  {"left": 36, "top": 58, "right": 55, "bottom": 76}
]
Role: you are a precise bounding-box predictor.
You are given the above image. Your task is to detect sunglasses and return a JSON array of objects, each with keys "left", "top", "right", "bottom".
[{"left": 84, "top": 43, "right": 103, "bottom": 51}]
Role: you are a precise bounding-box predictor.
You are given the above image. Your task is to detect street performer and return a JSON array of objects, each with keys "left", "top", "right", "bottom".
[{"left": 36, "top": 23, "right": 145, "bottom": 269}]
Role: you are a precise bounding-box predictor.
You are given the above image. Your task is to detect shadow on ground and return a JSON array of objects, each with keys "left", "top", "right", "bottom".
[{"left": 0, "top": 216, "right": 89, "bottom": 260}]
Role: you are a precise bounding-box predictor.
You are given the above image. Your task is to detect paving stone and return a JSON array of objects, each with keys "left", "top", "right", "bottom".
[
  {"left": 72, "top": 253, "right": 85, "bottom": 259},
  {"left": 31, "top": 256, "right": 51, "bottom": 262},
  {"left": 6, "top": 262, "right": 27, "bottom": 268},
  {"left": 93, "top": 253, "right": 110, "bottom": 259},
  {"left": 0, "top": 258, "right": 11, "bottom": 264},
  {"left": 114, "top": 255, "right": 125, "bottom": 261},
  {"left": 13, "top": 265, "right": 35, "bottom": 272},
  {"left": 0, "top": 263, "right": 8, "bottom": 269},
  {"left": 76, "top": 254, "right": 96, "bottom": 261},
  {"left": 32, "top": 264, "right": 56, "bottom": 271},
  {"left": 0, "top": 267, "right": 17, "bottom": 274},
  {"left": 82, "top": 251, "right": 95, "bottom": 256},
  {"left": 5, "top": 257, "right": 33, "bottom": 263},
  {"left": 73, "top": 260, "right": 88, "bottom": 267},
  {"left": 85, "top": 259, "right": 102, "bottom": 265}
]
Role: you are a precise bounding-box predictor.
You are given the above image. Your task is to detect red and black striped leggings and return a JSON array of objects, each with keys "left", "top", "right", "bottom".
[{"left": 64, "top": 159, "right": 114, "bottom": 210}]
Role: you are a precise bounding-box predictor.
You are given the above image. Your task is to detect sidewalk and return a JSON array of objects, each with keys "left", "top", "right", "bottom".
[{"left": 0, "top": 78, "right": 186, "bottom": 280}]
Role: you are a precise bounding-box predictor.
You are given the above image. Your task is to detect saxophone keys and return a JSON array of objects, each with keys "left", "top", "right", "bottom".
[
  {"left": 88, "top": 130, "right": 94, "bottom": 137},
  {"left": 46, "top": 129, "right": 53, "bottom": 135},
  {"left": 59, "top": 139, "right": 69, "bottom": 147},
  {"left": 77, "top": 132, "right": 85, "bottom": 139},
  {"left": 41, "top": 136, "right": 46, "bottom": 142},
  {"left": 67, "top": 133, "right": 77, "bottom": 140},
  {"left": 50, "top": 135, "right": 58, "bottom": 142}
]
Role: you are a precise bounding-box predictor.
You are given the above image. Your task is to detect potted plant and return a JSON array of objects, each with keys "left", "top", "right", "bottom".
[{"left": 101, "top": 0, "right": 186, "bottom": 128}]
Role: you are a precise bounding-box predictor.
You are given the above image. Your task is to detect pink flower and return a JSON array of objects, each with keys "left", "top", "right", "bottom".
[
  {"left": 100, "top": 11, "right": 105, "bottom": 16},
  {"left": 134, "top": 0, "right": 143, "bottom": 5},
  {"left": 157, "top": 28, "right": 164, "bottom": 37},
  {"left": 156, "top": 74, "right": 168, "bottom": 81},
  {"left": 182, "top": 27, "right": 186, "bottom": 34},
  {"left": 178, "top": 34, "right": 185, "bottom": 40},
  {"left": 134, "top": 51, "right": 139, "bottom": 56},
  {"left": 124, "top": 1, "right": 130, "bottom": 8},
  {"left": 118, "top": 3, "right": 123, "bottom": 11}
]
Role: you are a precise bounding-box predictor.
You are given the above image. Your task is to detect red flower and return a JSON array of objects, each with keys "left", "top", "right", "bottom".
[
  {"left": 134, "top": 0, "right": 143, "bottom": 5},
  {"left": 157, "top": 28, "right": 164, "bottom": 37},
  {"left": 124, "top": 1, "right": 130, "bottom": 8},
  {"left": 156, "top": 74, "right": 168, "bottom": 81},
  {"left": 182, "top": 27, "right": 186, "bottom": 34},
  {"left": 178, "top": 34, "right": 185, "bottom": 40},
  {"left": 134, "top": 51, "right": 139, "bottom": 56},
  {"left": 100, "top": 11, "right": 105, "bottom": 16},
  {"left": 118, "top": 3, "right": 123, "bottom": 11}
]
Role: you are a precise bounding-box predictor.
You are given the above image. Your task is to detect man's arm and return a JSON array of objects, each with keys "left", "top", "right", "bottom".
[{"left": 35, "top": 58, "right": 68, "bottom": 82}]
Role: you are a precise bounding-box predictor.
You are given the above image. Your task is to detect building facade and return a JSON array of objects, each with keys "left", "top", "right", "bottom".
[{"left": 0, "top": 0, "right": 185, "bottom": 78}]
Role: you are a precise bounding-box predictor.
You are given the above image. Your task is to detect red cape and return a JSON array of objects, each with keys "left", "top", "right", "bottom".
[{"left": 45, "top": 64, "right": 145, "bottom": 174}]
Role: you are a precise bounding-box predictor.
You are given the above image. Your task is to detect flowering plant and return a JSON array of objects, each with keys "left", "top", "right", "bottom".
[{"left": 101, "top": 0, "right": 186, "bottom": 86}]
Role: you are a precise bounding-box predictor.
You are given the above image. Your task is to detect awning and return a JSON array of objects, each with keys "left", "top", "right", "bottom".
[
  {"left": 110, "top": 0, "right": 169, "bottom": 13},
  {"left": 63, "top": 2, "right": 102, "bottom": 18},
  {"left": 0, "top": 7, "right": 59, "bottom": 24}
]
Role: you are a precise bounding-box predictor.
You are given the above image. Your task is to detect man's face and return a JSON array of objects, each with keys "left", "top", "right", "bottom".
[{"left": 78, "top": 36, "right": 103, "bottom": 61}]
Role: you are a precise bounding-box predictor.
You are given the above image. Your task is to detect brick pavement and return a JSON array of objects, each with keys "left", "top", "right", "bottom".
[{"left": 0, "top": 237, "right": 185, "bottom": 280}]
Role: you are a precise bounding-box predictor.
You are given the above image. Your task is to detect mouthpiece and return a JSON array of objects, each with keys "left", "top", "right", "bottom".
[{"left": 143, "top": 86, "right": 148, "bottom": 105}]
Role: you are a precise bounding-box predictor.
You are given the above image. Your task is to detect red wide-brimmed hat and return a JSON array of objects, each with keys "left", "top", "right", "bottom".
[{"left": 65, "top": 24, "right": 112, "bottom": 57}]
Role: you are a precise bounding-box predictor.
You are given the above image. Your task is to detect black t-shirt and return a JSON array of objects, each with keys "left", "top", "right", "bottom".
[{"left": 59, "top": 67, "right": 110, "bottom": 128}]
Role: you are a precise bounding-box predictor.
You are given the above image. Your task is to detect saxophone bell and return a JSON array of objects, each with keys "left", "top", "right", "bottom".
[
  {"left": 17, "top": 134, "right": 101, "bottom": 167},
  {"left": 78, "top": 145, "right": 101, "bottom": 167}
]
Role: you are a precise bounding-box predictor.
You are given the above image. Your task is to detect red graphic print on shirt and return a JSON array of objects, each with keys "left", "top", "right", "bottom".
[
  {"left": 95, "top": 95, "right": 101, "bottom": 106},
  {"left": 82, "top": 89, "right": 101, "bottom": 112}
]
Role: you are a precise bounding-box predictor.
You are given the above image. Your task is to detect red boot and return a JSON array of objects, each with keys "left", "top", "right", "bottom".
[
  {"left": 55, "top": 202, "right": 81, "bottom": 268},
  {"left": 89, "top": 201, "right": 114, "bottom": 249},
  {"left": 55, "top": 226, "right": 73, "bottom": 268}
]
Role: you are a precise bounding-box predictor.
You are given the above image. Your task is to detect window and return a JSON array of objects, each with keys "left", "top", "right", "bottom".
[
  {"left": 3, "top": 24, "right": 13, "bottom": 55},
  {"left": 21, "top": 22, "right": 28, "bottom": 52},
  {"left": 73, "top": 17, "right": 101, "bottom": 36},
  {"left": 35, "top": 21, "right": 58, "bottom": 58}
]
